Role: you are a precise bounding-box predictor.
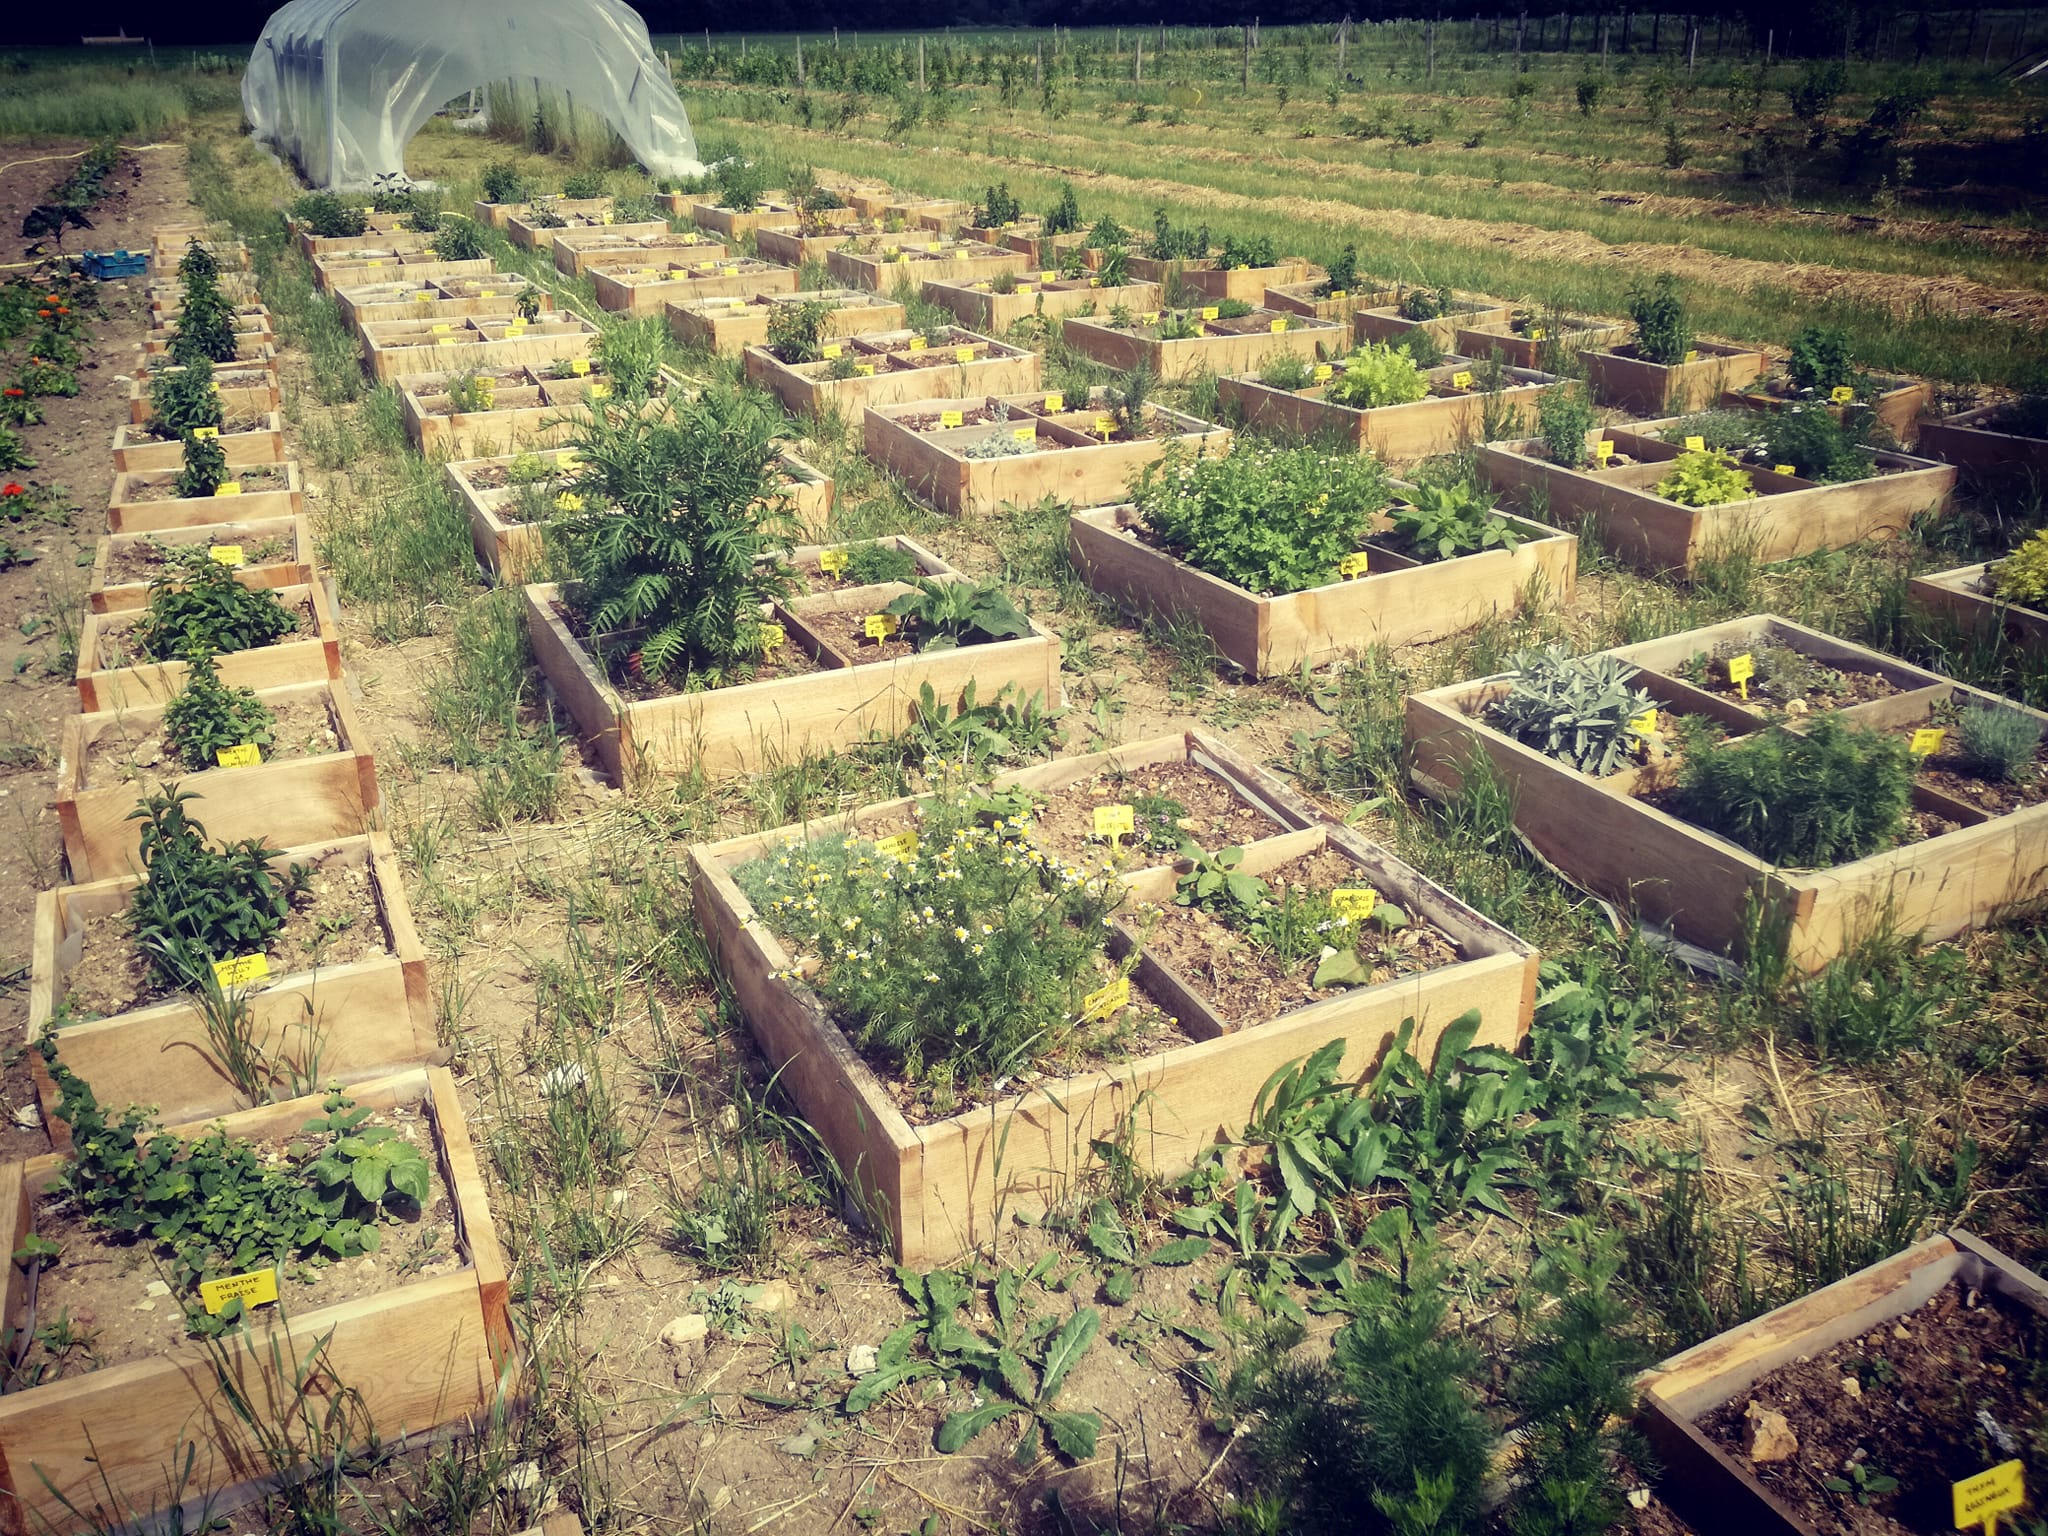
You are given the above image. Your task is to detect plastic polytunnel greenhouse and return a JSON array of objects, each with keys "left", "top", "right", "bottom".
[{"left": 242, "top": 0, "right": 703, "bottom": 189}]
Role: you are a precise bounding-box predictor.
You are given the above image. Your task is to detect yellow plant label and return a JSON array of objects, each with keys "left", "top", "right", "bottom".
[
  {"left": 955, "top": 346, "right": 975, "bottom": 362},
  {"left": 480, "top": 288, "right": 496, "bottom": 298},
  {"left": 908, "top": 336, "right": 928, "bottom": 351},
  {"left": 1774, "top": 463, "right": 1796, "bottom": 475},
  {"left": 571, "top": 358, "right": 590, "bottom": 375},
  {"left": 437, "top": 336, "right": 459, "bottom": 346},
  {"left": 1043, "top": 393, "right": 1065, "bottom": 412},
  {"left": 1529, "top": 327, "right": 1546, "bottom": 340},
  {"left": 940, "top": 410, "right": 964, "bottom": 428},
  {"left": 413, "top": 290, "right": 433, "bottom": 301},
  {"left": 1329, "top": 887, "right": 1379, "bottom": 920},
  {"left": 1330, "top": 289, "right": 1348, "bottom": 300},
  {"left": 1269, "top": 319, "right": 1288, "bottom": 333},
  {"left": 1140, "top": 311, "right": 1159, "bottom": 325},
  {"left": 199, "top": 1268, "right": 279, "bottom": 1315},
  {"left": 1093, "top": 415, "right": 1116, "bottom": 438},
  {"left": 1012, "top": 425, "right": 1037, "bottom": 443},
  {"left": 1451, "top": 370, "right": 1474, "bottom": 389},
  {"left": 212, "top": 953, "right": 270, "bottom": 988},
  {"left": 554, "top": 492, "right": 584, "bottom": 512},
  {"left": 1684, "top": 435, "right": 1706, "bottom": 452},
  {"left": 587, "top": 383, "right": 610, "bottom": 399},
  {"left": 423, "top": 247, "right": 438, "bottom": 258},
  {"left": 554, "top": 451, "right": 578, "bottom": 468},
  {"left": 191, "top": 426, "right": 219, "bottom": 440},
  {"left": 1911, "top": 727, "right": 1946, "bottom": 756},
  {"left": 209, "top": 544, "right": 244, "bottom": 565},
  {"left": 1953, "top": 1462, "right": 2024, "bottom": 1534},
  {"left": 504, "top": 323, "right": 527, "bottom": 337},
  {"left": 600, "top": 210, "right": 614, "bottom": 224},
  {"left": 212, "top": 482, "right": 242, "bottom": 497},
  {"left": 854, "top": 362, "right": 876, "bottom": 376},
  {"left": 432, "top": 323, "right": 452, "bottom": 333},
  {"left": 864, "top": 613, "right": 898, "bottom": 639},
  {"left": 874, "top": 830, "right": 919, "bottom": 862},
  {"left": 1313, "top": 364, "right": 1333, "bottom": 381},
  {"left": 1093, "top": 804, "right": 1136, "bottom": 840},
  {"left": 761, "top": 622, "right": 784, "bottom": 652},
  {"left": 1830, "top": 385, "right": 1856, "bottom": 404},
  {"left": 1594, "top": 440, "right": 1615, "bottom": 462},
  {"left": 1727, "top": 653, "right": 1755, "bottom": 699},
  {"left": 1201, "top": 306, "right": 1220, "bottom": 321},
  {"left": 1338, "top": 551, "right": 1371, "bottom": 579},
  {"left": 1041, "top": 270, "right": 1056, "bottom": 283},
  {"left": 1684, "top": 349, "right": 1699, "bottom": 362},
  {"left": 1629, "top": 708, "right": 1659, "bottom": 735},
  {"left": 366, "top": 259, "right": 383, "bottom": 267},
  {"left": 1082, "top": 976, "right": 1131, "bottom": 1021},
  {"left": 820, "top": 344, "right": 842, "bottom": 359},
  {"left": 722, "top": 266, "right": 739, "bottom": 276},
  {"left": 215, "top": 742, "right": 263, "bottom": 768},
  {"left": 818, "top": 548, "right": 849, "bottom": 575}
]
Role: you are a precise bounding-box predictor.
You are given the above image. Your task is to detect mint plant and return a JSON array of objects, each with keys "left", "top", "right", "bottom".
[
  {"left": 1655, "top": 449, "right": 1753, "bottom": 506},
  {"left": 1397, "top": 285, "right": 1450, "bottom": 322},
  {"left": 291, "top": 193, "right": 367, "bottom": 238},
  {"left": 433, "top": 217, "right": 485, "bottom": 262},
  {"left": 1786, "top": 324, "right": 1856, "bottom": 394},
  {"left": 1218, "top": 232, "right": 1278, "bottom": 269},
  {"left": 125, "top": 786, "right": 306, "bottom": 991},
  {"left": 1314, "top": 244, "right": 1360, "bottom": 298},
  {"left": 480, "top": 163, "right": 531, "bottom": 204},
  {"left": 135, "top": 551, "right": 299, "bottom": 662},
  {"left": 1386, "top": 481, "right": 1526, "bottom": 563},
  {"left": 1627, "top": 272, "right": 1692, "bottom": 364},
  {"left": 561, "top": 170, "right": 608, "bottom": 200},
  {"left": 767, "top": 298, "right": 833, "bottom": 363},
  {"left": 1537, "top": 382, "right": 1597, "bottom": 467},
  {"left": 162, "top": 651, "right": 275, "bottom": 770},
  {"left": 173, "top": 430, "right": 230, "bottom": 500},
  {"left": 1489, "top": 647, "right": 1658, "bottom": 776},
  {"left": 149, "top": 358, "right": 222, "bottom": 436}
]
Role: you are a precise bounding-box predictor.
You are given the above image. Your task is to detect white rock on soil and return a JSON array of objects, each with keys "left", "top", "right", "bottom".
[
  {"left": 144, "top": 1279, "right": 171, "bottom": 1297},
  {"left": 1840, "top": 1376, "right": 1862, "bottom": 1398},
  {"left": 752, "top": 1279, "right": 795, "bottom": 1313},
  {"left": 660, "top": 1314, "right": 709, "bottom": 1349},
  {"left": 847, "top": 1344, "right": 879, "bottom": 1375},
  {"left": 1742, "top": 1404, "right": 1799, "bottom": 1464}
]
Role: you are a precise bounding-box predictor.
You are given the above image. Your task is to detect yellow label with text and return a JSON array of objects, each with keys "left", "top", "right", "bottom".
[
  {"left": 212, "top": 482, "right": 242, "bottom": 497},
  {"left": 191, "top": 426, "right": 219, "bottom": 440},
  {"left": 1201, "top": 306, "right": 1220, "bottom": 321},
  {"left": 199, "top": 1268, "right": 279, "bottom": 1315},
  {"left": 479, "top": 288, "right": 497, "bottom": 298},
  {"left": 1684, "top": 349, "right": 1699, "bottom": 362},
  {"left": 366, "top": 259, "right": 383, "bottom": 268},
  {"left": 1629, "top": 708, "right": 1659, "bottom": 735},
  {"left": 1269, "top": 319, "right": 1287, "bottom": 333},
  {"left": 212, "top": 953, "right": 270, "bottom": 988},
  {"left": 1140, "top": 311, "right": 1159, "bottom": 325},
  {"left": 412, "top": 290, "right": 433, "bottom": 302},
  {"left": 722, "top": 266, "right": 739, "bottom": 276},
  {"left": 761, "top": 622, "right": 784, "bottom": 652},
  {"left": 1012, "top": 425, "right": 1037, "bottom": 443},
  {"left": 954, "top": 346, "right": 976, "bottom": 362},
  {"left": 503, "top": 323, "right": 526, "bottom": 337},
  {"left": 821, "top": 343, "right": 842, "bottom": 359},
  {"left": 587, "top": 383, "right": 610, "bottom": 399},
  {"left": 1830, "top": 385, "right": 1856, "bottom": 404},
  {"left": 1953, "top": 1462, "right": 2024, "bottom": 1531},
  {"left": 1529, "top": 327, "right": 1546, "bottom": 340},
  {"left": 1339, "top": 551, "right": 1371, "bottom": 579},
  {"left": 1093, "top": 804, "right": 1135, "bottom": 839},
  {"left": 1451, "top": 370, "right": 1473, "bottom": 389},
  {"left": 571, "top": 358, "right": 590, "bottom": 375},
  {"left": 1775, "top": 463, "right": 1796, "bottom": 475},
  {"left": 1911, "top": 727, "right": 1946, "bottom": 756},
  {"left": 600, "top": 210, "right": 613, "bottom": 224},
  {"left": 908, "top": 336, "right": 928, "bottom": 351},
  {"left": 1041, "top": 270, "right": 1056, "bottom": 283},
  {"left": 854, "top": 362, "right": 876, "bottom": 376},
  {"left": 1330, "top": 289, "right": 1348, "bottom": 300},
  {"left": 1684, "top": 435, "right": 1706, "bottom": 452},
  {"left": 1330, "top": 887, "right": 1380, "bottom": 920},
  {"left": 864, "top": 613, "right": 898, "bottom": 639},
  {"left": 1313, "top": 364, "right": 1333, "bottom": 381},
  {"left": 215, "top": 742, "right": 263, "bottom": 768},
  {"left": 209, "top": 545, "right": 244, "bottom": 565},
  {"left": 875, "top": 830, "right": 919, "bottom": 862},
  {"left": 1594, "top": 440, "right": 1615, "bottom": 462},
  {"left": 818, "top": 548, "right": 849, "bottom": 575},
  {"left": 432, "top": 323, "right": 452, "bottom": 333},
  {"left": 437, "top": 336, "right": 459, "bottom": 346},
  {"left": 1043, "top": 393, "right": 1064, "bottom": 412},
  {"left": 1093, "top": 415, "right": 1115, "bottom": 437},
  {"left": 1082, "top": 976, "right": 1131, "bottom": 1021},
  {"left": 940, "top": 410, "right": 964, "bottom": 428},
  {"left": 1727, "top": 653, "right": 1755, "bottom": 685}
]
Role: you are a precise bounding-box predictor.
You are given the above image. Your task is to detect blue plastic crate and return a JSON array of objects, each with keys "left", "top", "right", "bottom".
[{"left": 80, "top": 249, "right": 146, "bottom": 280}]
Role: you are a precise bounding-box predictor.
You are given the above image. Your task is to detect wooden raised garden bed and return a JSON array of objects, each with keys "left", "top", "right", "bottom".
[
  {"left": 110, "top": 412, "right": 285, "bottom": 475},
  {"left": 828, "top": 240, "right": 1029, "bottom": 293},
  {"left": 1062, "top": 309, "right": 1345, "bottom": 383},
  {"left": 754, "top": 223, "right": 867, "bottom": 266},
  {"left": 474, "top": 194, "right": 610, "bottom": 230},
  {"left": 920, "top": 275, "right": 1163, "bottom": 332},
  {"left": 0, "top": 1066, "right": 507, "bottom": 1534},
  {"left": 688, "top": 198, "right": 800, "bottom": 240},
  {"left": 1914, "top": 401, "right": 2048, "bottom": 485},
  {"left": 1477, "top": 422, "right": 1958, "bottom": 578},
  {"left": 1907, "top": 562, "right": 2048, "bottom": 655},
  {"left": 1580, "top": 339, "right": 1768, "bottom": 415},
  {"left": 503, "top": 209, "right": 624, "bottom": 251},
  {"left": 1722, "top": 373, "right": 1932, "bottom": 446},
  {"left": 742, "top": 328, "right": 1041, "bottom": 418},
  {"left": 334, "top": 276, "right": 553, "bottom": 336},
  {"left": 1071, "top": 502, "right": 1576, "bottom": 678},
  {"left": 126, "top": 361, "right": 281, "bottom": 424},
  {"left": 1179, "top": 258, "right": 1312, "bottom": 304},
  {"left": 311, "top": 253, "right": 493, "bottom": 294},
  {"left": 667, "top": 289, "right": 905, "bottom": 357},
  {"left": 1636, "top": 1229, "right": 2047, "bottom": 1536},
  {"left": 1452, "top": 315, "right": 1629, "bottom": 371},
  {"left": 1403, "top": 614, "right": 2048, "bottom": 969},
  {"left": 863, "top": 389, "right": 1228, "bottom": 517},
  {"left": 89, "top": 513, "right": 314, "bottom": 614},
  {"left": 108, "top": 462, "right": 303, "bottom": 535},
  {"left": 1353, "top": 296, "right": 1514, "bottom": 349},
  {"left": 76, "top": 581, "right": 342, "bottom": 713},
  {"left": 1263, "top": 280, "right": 1400, "bottom": 324},
  {"left": 523, "top": 558, "right": 1059, "bottom": 782},
  {"left": 398, "top": 367, "right": 649, "bottom": 458},
  {"left": 56, "top": 676, "right": 377, "bottom": 881},
  {"left": 543, "top": 220, "right": 672, "bottom": 269},
  {"left": 1217, "top": 356, "right": 1562, "bottom": 461},
  {"left": 141, "top": 308, "right": 275, "bottom": 356},
  {"left": 885, "top": 197, "right": 965, "bottom": 232},
  {"left": 361, "top": 314, "right": 598, "bottom": 384},
  {"left": 554, "top": 231, "right": 726, "bottom": 278},
  {"left": 290, "top": 217, "right": 417, "bottom": 257},
  {"left": 688, "top": 730, "right": 1540, "bottom": 1264},
  {"left": 590, "top": 258, "right": 796, "bottom": 316}
]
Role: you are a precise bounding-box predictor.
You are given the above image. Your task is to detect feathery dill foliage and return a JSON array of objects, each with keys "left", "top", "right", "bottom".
[
  {"left": 1678, "top": 714, "right": 1915, "bottom": 867},
  {"left": 733, "top": 786, "right": 1122, "bottom": 1100},
  {"left": 554, "top": 390, "right": 797, "bottom": 688}
]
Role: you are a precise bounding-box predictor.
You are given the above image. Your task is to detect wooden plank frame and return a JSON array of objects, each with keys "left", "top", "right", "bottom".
[
  {"left": 111, "top": 413, "right": 286, "bottom": 475},
  {"left": 77, "top": 581, "right": 343, "bottom": 713},
  {"left": 687, "top": 731, "right": 1540, "bottom": 1264},
  {"left": 1579, "top": 339, "right": 1768, "bottom": 415},
  {"left": 1402, "top": 613, "right": 2048, "bottom": 970},
  {"left": 591, "top": 260, "right": 797, "bottom": 316},
  {"left": 543, "top": 220, "right": 673, "bottom": 270},
  {"left": 1352, "top": 297, "right": 1515, "bottom": 350},
  {"left": 109, "top": 463, "right": 304, "bottom": 534},
  {"left": 1914, "top": 402, "right": 2048, "bottom": 486},
  {"left": 1906, "top": 562, "right": 2048, "bottom": 655},
  {"left": 1263, "top": 280, "right": 1401, "bottom": 325},
  {"left": 742, "top": 330, "right": 1042, "bottom": 418},
  {"left": 1634, "top": 1231, "right": 2048, "bottom": 1536},
  {"left": 0, "top": 1067, "right": 508, "bottom": 1536},
  {"left": 688, "top": 200, "right": 802, "bottom": 241},
  {"left": 1070, "top": 503, "right": 1578, "bottom": 678},
  {"left": 1477, "top": 423, "right": 1958, "bottom": 577},
  {"left": 667, "top": 290, "right": 905, "bottom": 358},
  {"left": 1061, "top": 311, "right": 1347, "bottom": 382},
  {"left": 360, "top": 315, "right": 598, "bottom": 384},
  {"left": 311, "top": 254, "right": 494, "bottom": 294},
  {"left": 553, "top": 231, "right": 727, "bottom": 279},
  {"left": 828, "top": 240, "right": 1031, "bottom": 294},
  {"left": 522, "top": 555, "right": 1059, "bottom": 783},
  {"left": 334, "top": 277, "right": 554, "bottom": 338},
  {"left": 862, "top": 390, "right": 1229, "bottom": 517},
  {"left": 1720, "top": 374, "right": 1932, "bottom": 447},
  {"left": 126, "top": 362, "right": 281, "bottom": 425},
  {"left": 504, "top": 210, "right": 629, "bottom": 251},
  {"left": 89, "top": 513, "right": 315, "bottom": 614},
  {"left": 28, "top": 832, "right": 429, "bottom": 1139},
  {"left": 1452, "top": 317, "right": 1630, "bottom": 371},
  {"left": 1179, "top": 259, "right": 1313, "bottom": 303},
  {"left": 919, "top": 276, "right": 1163, "bottom": 333},
  {"left": 56, "top": 678, "right": 378, "bottom": 881},
  {"left": 1217, "top": 356, "right": 1563, "bottom": 461},
  {"left": 474, "top": 195, "right": 611, "bottom": 230}
]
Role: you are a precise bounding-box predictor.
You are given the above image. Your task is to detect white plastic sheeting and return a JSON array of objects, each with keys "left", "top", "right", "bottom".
[{"left": 242, "top": 0, "right": 703, "bottom": 189}]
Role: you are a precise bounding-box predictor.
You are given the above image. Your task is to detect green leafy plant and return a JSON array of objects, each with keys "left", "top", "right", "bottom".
[
  {"left": 1397, "top": 285, "right": 1450, "bottom": 322},
  {"left": 1956, "top": 705, "right": 2042, "bottom": 782},
  {"left": 303, "top": 1096, "right": 431, "bottom": 1209},
  {"left": 1489, "top": 646, "right": 1658, "bottom": 776},
  {"left": 1627, "top": 272, "right": 1692, "bottom": 365},
  {"left": 560, "top": 170, "right": 608, "bottom": 200},
  {"left": 480, "top": 163, "right": 531, "bottom": 204},
  {"left": 515, "top": 287, "right": 543, "bottom": 322},
  {"left": 1084, "top": 214, "right": 1129, "bottom": 250},
  {"left": 1679, "top": 715, "right": 1914, "bottom": 867},
  {"left": 903, "top": 679, "right": 1064, "bottom": 770},
  {"left": 1149, "top": 208, "right": 1211, "bottom": 261},
  {"left": 1386, "top": 481, "right": 1526, "bottom": 563},
  {"left": 1395, "top": 327, "right": 1445, "bottom": 368},
  {"left": 835, "top": 540, "right": 918, "bottom": 586},
  {"left": 1261, "top": 355, "right": 1315, "bottom": 390},
  {"left": 167, "top": 240, "right": 239, "bottom": 366},
  {"left": 973, "top": 183, "right": 1022, "bottom": 227},
  {"left": 1042, "top": 181, "right": 1082, "bottom": 235},
  {"left": 1989, "top": 530, "right": 2048, "bottom": 608},
  {"left": 1758, "top": 406, "right": 1874, "bottom": 482},
  {"left": 1156, "top": 310, "right": 1201, "bottom": 340},
  {"left": 1537, "top": 382, "right": 1596, "bottom": 468},
  {"left": 556, "top": 389, "right": 796, "bottom": 688},
  {"left": 883, "top": 578, "right": 1031, "bottom": 652},
  {"left": 937, "top": 1303, "right": 1103, "bottom": 1463},
  {"left": 1786, "top": 324, "right": 1856, "bottom": 394},
  {"left": 1325, "top": 344, "right": 1429, "bottom": 410},
  {"left": 1217, "top": 232, "right": 1278, "bottom": 269},
  {"left": 713, "top": 157, "right": 771, "bottom": 213},
  {"left": 1655, "top": 449, "right": 1753, "bottom": 507},
  {"left": 134, "top": 552, "right": 298, "bottom": 662},
  {"left": 431, "top": 217, "right": 485, "bottom": 262},
  {"left": 291, "top": 193, "right": 367, "bottom": 239},
  {"left": 1094, "top": 245, "right": 1132, "bottom": 287},
  {"left": 1314, "top": 245, "right": 1360, "bottom": 298},
  {"left": 1175, "top": 843, "right": 1270, "bottom": 921},
  {"left": 125, "top": 786, "right": 305, "bottom": 991},
  {"left": 593, "top": 315, "right": 667, "bottom": 399},
  {"left": 1131, "top": 443, "right": 1390, "bottom": 596},
  {"left": 767, "top": 299, "right": 834, "bottom": 364},
  {"left": 162, "top": 651, "right": 275, "bottom": 771},
  {"left": 150, "top": 359, "right": 222, "bottom": 436},
  {"left": 1212, "top": 298, "right": 1254, "bottom": 320},
  {"left": 1106, "top": 361, "right": 1155, "bottom": 433}
]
